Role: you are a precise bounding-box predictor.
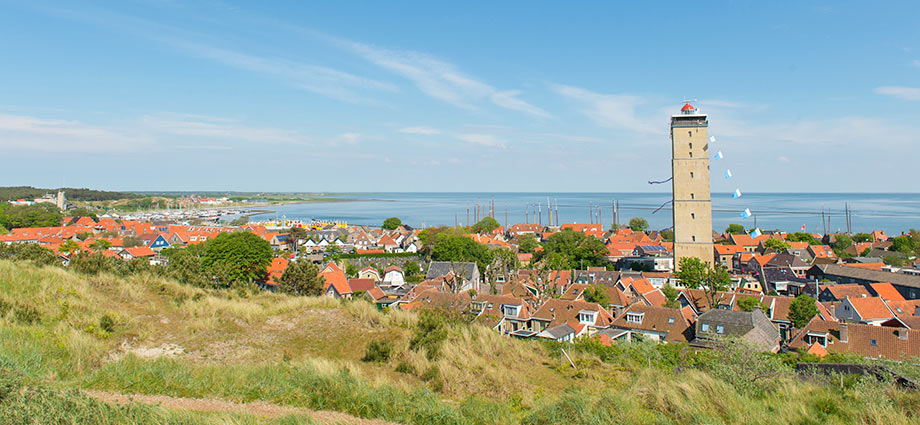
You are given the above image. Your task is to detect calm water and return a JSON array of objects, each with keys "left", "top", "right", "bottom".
[{"left": 248, "top": 193, "right": 920, "bottom": 234}]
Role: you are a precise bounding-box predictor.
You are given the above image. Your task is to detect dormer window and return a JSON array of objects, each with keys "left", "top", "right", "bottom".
[
  {"left": 667, "top": 318, "right": 675, "bottom": 324},
  {"left": 626, "top": 312, "right": 644, "bottom": 324}
]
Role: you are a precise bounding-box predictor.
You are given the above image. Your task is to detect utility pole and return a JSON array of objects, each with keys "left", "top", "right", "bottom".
[
  {"left": 821, "top": 206, "right": 826, "bottom": 236},
  {"left": 538, "top": 204, "right": 542, "bottom": 226}
]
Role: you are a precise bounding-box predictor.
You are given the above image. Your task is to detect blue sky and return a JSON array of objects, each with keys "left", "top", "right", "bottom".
[{"left": 1, "top": 1, "right": 918, "bottom": 192}]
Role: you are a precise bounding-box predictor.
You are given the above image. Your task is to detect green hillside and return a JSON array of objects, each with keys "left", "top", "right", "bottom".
[{"left": 0, "top": 259, "right": 918, "bottom": 424}]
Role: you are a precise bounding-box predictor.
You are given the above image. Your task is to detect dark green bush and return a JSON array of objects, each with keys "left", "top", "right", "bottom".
[
  {"left": 99, "top": 314, "right": 116, "bottom": 333},
  {"left": 395, "top": 360, "right": 416, "bottom": 375},
  {"left": 362, "top": 339, "right": 394, "bottom": 363},
  {"left": 410, "top": 311, "right": 448, "bottom": 360}
]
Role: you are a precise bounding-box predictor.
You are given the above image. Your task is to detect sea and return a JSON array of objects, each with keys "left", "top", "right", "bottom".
[{"left": 244, "top": 193, "right": 920, "bottom": 235}]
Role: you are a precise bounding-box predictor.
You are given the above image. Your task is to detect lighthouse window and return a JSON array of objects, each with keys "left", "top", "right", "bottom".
[
  {"left": 691, "top": 213, "right": 695, "bottom": 219},
  {"left": 691, "top": 193, "right": 695, "bottom": 200},
  {"left": 689, "top": 152, "right": 693, "bottom": 158},
  {"left": 688, "top": 131, "right": 692, "bottom": 137},
  {"left": 690, "top": 172, "right": 694, "bottom": 178},
  {"left": 692, "top": 236, "right": 697, "bottom": 242},
  {"left": 689, "top": 143, "right": 692, "bottom": 149}
]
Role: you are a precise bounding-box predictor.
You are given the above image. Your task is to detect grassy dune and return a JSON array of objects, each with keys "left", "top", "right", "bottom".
[{"left": 1, "top": 259, "right": 919, "bottom": 424}]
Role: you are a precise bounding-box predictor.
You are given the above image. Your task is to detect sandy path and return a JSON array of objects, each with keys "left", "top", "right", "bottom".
[{"left": 84, "top": 390, "right": 399, "bottom": 425}]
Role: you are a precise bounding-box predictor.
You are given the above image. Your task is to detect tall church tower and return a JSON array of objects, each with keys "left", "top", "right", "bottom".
[{"left": 671, "top": 102, "right": 713, "bottom": 267}]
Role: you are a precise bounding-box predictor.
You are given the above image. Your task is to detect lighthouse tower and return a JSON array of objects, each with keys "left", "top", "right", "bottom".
[{"left": 671, "top": 102, "right": 714, "bottom": 267}]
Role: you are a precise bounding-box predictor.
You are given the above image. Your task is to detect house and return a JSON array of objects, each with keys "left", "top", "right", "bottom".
[
  {"left": 807, "top": 263, "right": 920, "bottom": 300},
  {"left": 320, "top": 262, "right": 352, "bottom": 298},
  {"left": 817, "top": 284, "right": 872, "bottom": 302},
  {"left": 808, "top": 245, "right": 837, "bottom": 261},
  {"left": 347, "top": 278, "right": 375, "bottom": 294},
  {"left": 560, "top": 283, "right": 631, "bottom": 312},
  {"left": 470, "top": 294, "right": 534, "bottom": 337},
  {"left": 382, "top": 265, "right": 406, "bottom": 286},
  {"left": 264, "top": 257, "right": 289, "bottom": 288},
  {"left": 714, "top": 245, "right": 746, "bottom": 271},
  {"left": 426, "top": 261, "right": 480, "bottom": 292},
  {"left": 610, "top": 304, "right": 693, "bottom": 343},
  {"left": 691, "top": 308, "right": 781, "bottom": 352},
  {"left": 358, "top": 266, "right": 381, "bottom": 281},
  {"left": 835, "top": 297, "right": 894, "bottom": 325},
  {"left": 119, "top": 246, "right": 156, "bottom": 261},
  {"left": 531, "top": 299, "right": 614, "bottom": 340},
  {"left": 787, "top": 319, "right": 920, "bottom": 361}
]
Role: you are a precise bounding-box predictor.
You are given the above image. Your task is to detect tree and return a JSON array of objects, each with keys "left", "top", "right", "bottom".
[
  {"left": 608, "top": 222, "right": 619, "bottom": 232},
  {"left": 289, "top": 226, "right": 309, "bottom": 256},
  {"left": 516, "top": 233, "right": 540, "bottom": 254},
  {"left": 202, "top": 231, "right": 273, "bottom": 286},
  {"left": 59, "top": 240, "right": 80, "bottom": 256},
  {"left": 432, "top": 233, "right": 494, "bottom": 272},
  {"left": 659, "top": 229, "right": 674, "bottom": 242},
  {"left": 890, "top": 235, "right": 916, "bottom": 255},
  {"left": 76, "top": 232, "right": 94, "bottom": 241},
  {"left": 382, "top": 217, "right": 402, "bottom": 230},
  {"left": 762, "top": 238, "right": 791, "bottom": 252},
  {"left": 122, "top": 236, "right": 143, "bottom": 248},
  {"left": 345, "top": 262, "right": 359, "bottom": 278},
  {"left": 725, "top": 224, "right": 746, "bottom": 235},
  {"left": 536, "top": 229, "right": 607, "bottom": 269},
  {"left": 675, "top": 257, "right": 730, "bottom": 308},
  {"left": 737, "top": 297, "right": 769, "bottom": 312},
  {"left": 404, "top": 261, "right": 422, "bottom": 279},
  {"left": 229, "top": 216, "right": 249, "bottom": 226},
  {"left": 788, "top": 294, "right": 819, "bottom": 328},
  {"left": 583, "top": 285, "right": 610, "bottom": 306},
  {"left": 832, "top": 234, "right": 852, "bottom": 254},
  {"left": 661, "top": 284, "right": 680, "bottom": 309},
  {"left": 628, "top": 217, "right": 648, "bottom": 232},
  {"left": 883, "top": 255, "right": 905, "bottom": 267},
  {"left": 0, "top": 203, "right": 63, "bottom": 230},
  {"left": 89, "top": 239, "right": 111, "bottom": 250},
  {"left": 279, "top": 260, "right": 324, "bottom": 296},
  {"left": 471, "top": 216, "right": 501, "bottom": 234},
  {"left": 852, "top": 232, "right": 873, "bottom": 243},
  {"left": 788, "top": 232, "right": 820, "bottom": 245},
  {"left": 68, "top": 208, "right": 98, "bottom": 222}
]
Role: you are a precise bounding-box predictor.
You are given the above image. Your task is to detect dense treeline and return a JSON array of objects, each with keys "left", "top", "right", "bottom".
[
  {"left": 0, "top": 202, "right": 63, "bottom": 230},
  {"left": 0, "top": 186, "right": 140, "bottom": 202}
]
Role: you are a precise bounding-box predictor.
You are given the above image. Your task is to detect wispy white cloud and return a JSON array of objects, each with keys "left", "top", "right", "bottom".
[
  {"left": 141, "top": 114, "right": 305, "bottom": 144},
  {"left": 165, "top": 40, "right": 398, "bottom": 105},
  {"left": 552, "top": 84, "right": 662, "bottom": 134},
  {"left": 491, "top": 91, "right": 552, "bottom": 117},
  {"left": 911, "top": 60, "right": 920, "bottom": 69},
  {"left": 0, "top": 113, "right": 149, "bottom": 152},
  {"left": 339, "top": 132, "right": 361, "bottom": 145},
  {"left": 778, "top": 156, "right": 791, "bottom": 163},
  {"left": 339, "top": 40, "right": 549, "bottom": 116},
  {"left": 874, "top": 86, "right": 920, "bottom": 100},
  {"left": 399, "top": 126, "right": 441, "bottom": 135},
  {"left": 456, "top": 133, "right": 508, "bottom": 149}
]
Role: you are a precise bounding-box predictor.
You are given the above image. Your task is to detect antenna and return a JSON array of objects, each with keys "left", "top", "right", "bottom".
[{"left": 679, "top": 98, "right": 698, "bottom": 104}]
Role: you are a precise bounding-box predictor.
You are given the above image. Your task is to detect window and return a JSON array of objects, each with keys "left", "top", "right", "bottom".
[
  {"left": 689, "top": 152, "right": 693, "bottom": 158},
  {"left": 716, "top": 325, "right": 725, "bottom": 334},
  {"left": 688, "top": 131, "right": 692, "bottom": 137},
  {"left": 691, "top": 193, "right": 695, "bottom": 199},
  {"left": 701, "top": 323, "right": 710, "bottom": 332},
  {"left": 626, "top": 313, "right": 644, "bottom": 324},
  {"left": 690, "top": 172, "right": 694, "bottom": 178},
  {"left": 692, "top": 236, "right": 696, "bottom": 242},
  {"left": 870, "top": 339, "right": 878, "bottom": 347},
  {"left": 689, "top": 142, "right": 693, "bottom": 149},
  {"left": 668, "top": 318, "right": 675, "bottom": 324},
  {"left": 691, "top": 213, "right": 695, "bottom": 219}
]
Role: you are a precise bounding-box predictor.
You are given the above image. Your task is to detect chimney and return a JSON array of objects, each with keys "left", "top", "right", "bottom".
[
  {"left": 839, "top": 323, "right": 848, "bottom": 343},
  {"left": 897, "top": 328, "right": 909, "bottom": 340}
]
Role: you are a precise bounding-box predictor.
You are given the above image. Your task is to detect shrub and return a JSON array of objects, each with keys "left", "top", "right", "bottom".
[
  {"left": 13, "top": 304, "right": 41, "bottom": 325},
  {"left": 362, "top": 339, "right": 394, "bottom": 363},
  {"left": 394, "top": 360, "right": 416, "bottom": 375},
  {"left": 410, "top": 311, "right": 448, "bottom": 360},
  {"left": 99, "top": 314, "right": 116, "bottom": 333}
]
